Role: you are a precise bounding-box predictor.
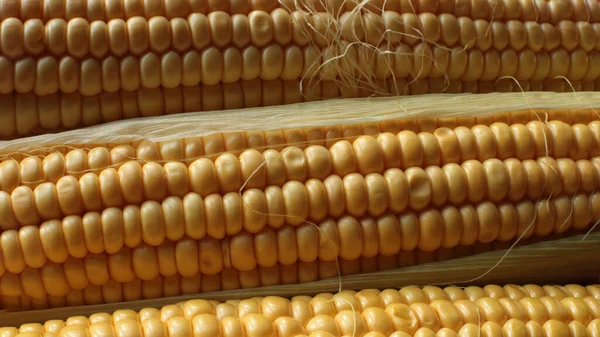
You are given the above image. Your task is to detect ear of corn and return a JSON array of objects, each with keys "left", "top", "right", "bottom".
[
  {"left": 0, "top": 103, "right": 599, "bottom": 309},
  {"left": 1, "top": 284, "right": 600, "bottom": 336},
  {"left": 2, "top": 0, "right": 600, "bottom": 136}
]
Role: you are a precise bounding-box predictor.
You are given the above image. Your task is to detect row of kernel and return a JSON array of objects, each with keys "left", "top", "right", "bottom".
[
  {"left": 2, "top": 45, "right": 309, "bottom": 95},
  {"left": 1, "top": 244, "right": 510, "bottom": 301},
  {"left": 3, "top": 43, "right": 599, "bottom": 96},
  {"left": 340, "top": 14, "right": 600, "bottom": 52},
  {"left": 3, "top": 118, "right": 599, "bottom": 196},
  {"left": 2, "top": 152, "right": 600, "bottom": 234},
  {"left": 2, "top": 0, "right": 598, "bottom": 23},
  {"left": 0, "top": 231, "right": 593, "bottom": 303},
  {"left": 3, "top": 11, "right": 300, "bottom": 59},
  {"left": 2, "top": 191, "right": 597, "bottom": 277},
  {"left": 5, "top": 12, "right": 600, "bottom": 60}
]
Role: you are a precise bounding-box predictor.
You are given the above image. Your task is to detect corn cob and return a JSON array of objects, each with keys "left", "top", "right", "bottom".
[
  {"left": 1, "top": 284, "right": 599, "bottom": 336},
  {"left": 1, "top": 98, "right": 599, "bottom": 307}
]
